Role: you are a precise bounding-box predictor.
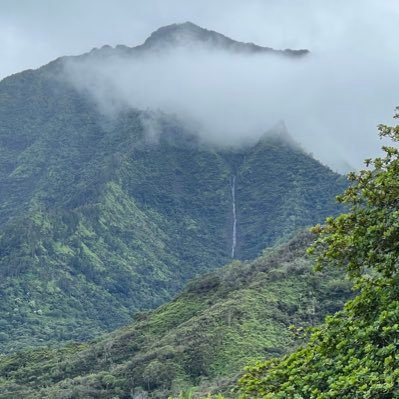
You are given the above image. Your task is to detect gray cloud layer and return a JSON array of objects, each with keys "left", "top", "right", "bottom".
[{"left": 2, "top": 1, "right": 399, "bottom": 170}]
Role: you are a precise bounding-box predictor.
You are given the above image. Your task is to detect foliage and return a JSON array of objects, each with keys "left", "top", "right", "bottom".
[
  {"left": 0, "top": 233, "right": 351, "bottom": 398},
  {"left": 0, "top": 61, "right": 345, "bottom": 352},
  {"left": 237, "top": 136, "right": 345, "bottom": 259},
  {"left": 238, "top": 109, "right": 399, "bottom": 398},
  {"left": 309, "top": 108, "right": 399, "bottom": 282},
  {"left": 169, "top": 389, "right": 225, "bottom": 399}
]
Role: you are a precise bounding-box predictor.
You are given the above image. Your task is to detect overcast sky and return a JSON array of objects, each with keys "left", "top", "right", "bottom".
[{"left": 1, "top": 0, "right": 399, "bottom": 170}]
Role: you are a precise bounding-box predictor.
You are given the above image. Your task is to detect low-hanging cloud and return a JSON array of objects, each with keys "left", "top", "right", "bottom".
[{"left": 55, "top": 0, "right": 399, "bottom": 172}]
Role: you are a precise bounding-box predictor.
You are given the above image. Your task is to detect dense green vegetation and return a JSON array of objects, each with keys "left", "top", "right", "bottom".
[
  {"left": 0, "top": 232, "right": 351, "bottom": 398},
  {"left": 3, "top": 22, "right": 393, "bottom": 399},
  {"left": 236, "top": 134, "right": 343, "bottom": 259},
  {"left": 235, "top": 111, "right": 399, "bottom": 398},
  {"left": 0, "top": 58, "right": 345, "bottom": 352}
]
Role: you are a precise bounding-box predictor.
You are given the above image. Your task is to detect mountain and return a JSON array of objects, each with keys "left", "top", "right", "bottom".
[
  {"left": 0, "top": 232, "right": 352, "bottom": 399},
  {"left": 0, "top": 23, "right": 344, "bottom": 353},
  {"left": 83, "top": 22, "right": 309, "bottom": 57},
  {"left": 136, "top": 22, "right": 309, "bottom": 56}
]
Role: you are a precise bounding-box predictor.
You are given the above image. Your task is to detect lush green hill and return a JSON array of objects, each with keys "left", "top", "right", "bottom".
[
  {"left": 238, "top": 278, "right": 399, "bottom": 399},
  {"left": 229, "top": 113, "right": 399, "bottom": 399},
  {"left": 0, "top": 232, "right": 352, "bottom": 399},
  {"left": 0, "top": 30, "right": 345, "bottom": 353}
]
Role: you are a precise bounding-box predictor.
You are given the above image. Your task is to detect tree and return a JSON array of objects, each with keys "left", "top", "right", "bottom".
[
  {"left": 238, "top": 109, "right": 399, "bottom": 398},
  {"left": 309, "top": 107, "right": 399, "bottom": 282}
]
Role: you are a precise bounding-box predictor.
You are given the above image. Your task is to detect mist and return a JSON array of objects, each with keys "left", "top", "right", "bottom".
[
  {"left": 2, "top": 0, "right": 393, "bottom": 171},
  {"left": 62, "top": 30, "right": 398, "bottom": 172}
]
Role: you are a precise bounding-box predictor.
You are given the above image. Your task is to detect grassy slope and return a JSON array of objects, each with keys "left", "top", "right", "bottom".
[{"left": 0, "top": 233, "right": 352, "bottom": 399}]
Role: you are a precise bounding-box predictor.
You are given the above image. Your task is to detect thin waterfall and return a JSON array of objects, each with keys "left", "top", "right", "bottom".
[{"left": 231, "top": 175, "right": 237, "bottom": 258}]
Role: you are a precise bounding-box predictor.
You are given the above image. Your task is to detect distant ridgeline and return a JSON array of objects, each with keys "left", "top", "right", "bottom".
[{"left": 0, "top": 23, "right": 345, "bottom": 353}]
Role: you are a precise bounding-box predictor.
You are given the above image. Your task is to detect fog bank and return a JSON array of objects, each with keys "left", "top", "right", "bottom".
[
  {"left": 2, "top": 1, "right": 399, "bottom": 171},
  {"left": 63, "top": 35, "right": 398, "bottom": 171}
]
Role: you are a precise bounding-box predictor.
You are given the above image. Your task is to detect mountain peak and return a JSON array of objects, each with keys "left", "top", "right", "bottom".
[
  {"left": 140, "top": 22, "right": 309, "bottom": 56},
  {"left": 142, "top": 21, "right": 210, "bottom": 47}
]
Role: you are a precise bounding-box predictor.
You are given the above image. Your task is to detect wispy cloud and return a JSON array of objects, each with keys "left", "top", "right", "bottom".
[{"left": 2, "top": 0, "right": 399, "bottom": 170}]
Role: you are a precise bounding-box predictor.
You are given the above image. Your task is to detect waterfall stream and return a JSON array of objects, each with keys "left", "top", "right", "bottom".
[{"left": 231, "top": 175, "right": 237, "bottom": 258}]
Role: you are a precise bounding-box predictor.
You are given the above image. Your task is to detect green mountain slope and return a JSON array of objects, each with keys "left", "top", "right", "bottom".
[
  {"left": 0, "top": 232, "right": 352, "bottom": 399},
  {"left": 236, "top": 134, "right": 345, "bottom": 259},
  {"left": 234, "top": 112, "right": 399, "bottom": 399},
  {"left": 238, "top": 280, "right": 399, "bottom": 399},
  {"left": 0, "top": 26, "right": 346, "bottom": 352}
]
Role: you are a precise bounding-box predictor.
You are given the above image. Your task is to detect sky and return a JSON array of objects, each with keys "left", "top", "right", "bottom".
[{"left": 1, "top": 0, "right": 399, "bottom": 170}]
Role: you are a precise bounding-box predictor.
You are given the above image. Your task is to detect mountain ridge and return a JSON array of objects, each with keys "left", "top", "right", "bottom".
[
  {"left": 27, "top": 21, "right": 309, "bottom": 73},
  {"left": 137, "top": 22, "right": 309, "bottom": 56},
  {"left": 0, "top": 23, "right": 339, "bottom": 353}
]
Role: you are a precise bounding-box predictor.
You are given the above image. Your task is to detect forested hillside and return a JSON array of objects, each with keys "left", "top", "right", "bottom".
[
  {"left": 0, "top": 232, "right": 352, "bottom": 398},
  {"left": 229, "top": 112, "right": 399, "bottom": 399},
  {"left": 0, "top": 47, "right": 345, "bottom": 352}
]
